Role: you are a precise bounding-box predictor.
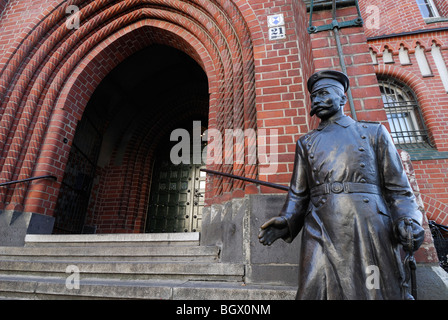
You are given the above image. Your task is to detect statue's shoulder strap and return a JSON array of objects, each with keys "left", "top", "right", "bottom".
[{"left": 358, "top": 120, "right": 380, "bottom": 125}]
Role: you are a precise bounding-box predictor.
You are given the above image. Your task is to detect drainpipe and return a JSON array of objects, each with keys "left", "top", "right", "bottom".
[
  {"left": 308, "top": 0, "right": 364, "bottom": 121},
  {"left": 331, "top": 0, "right": 357, "bottom": 120}
]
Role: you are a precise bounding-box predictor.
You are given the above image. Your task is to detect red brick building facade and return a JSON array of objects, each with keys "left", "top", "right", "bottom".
[
  {"left": 0, "top": 0, "right": 447, "bottom": 272},
  {"left": 362, "top": 0, "right": 448, "bottom": 227}
]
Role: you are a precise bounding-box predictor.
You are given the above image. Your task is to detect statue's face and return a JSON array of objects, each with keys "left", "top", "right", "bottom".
[{"left": 310, "top": 85, "right": 347, "bottom": 120}]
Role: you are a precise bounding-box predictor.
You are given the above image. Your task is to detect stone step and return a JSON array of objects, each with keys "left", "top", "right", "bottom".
[
  {"left": 0, "top": 232, "right": 298, "bottom": 300},
  {"left": 0, "top": 275, "right": 297, "bottom": 300},
  {"left": 24, "top": 232, "right": 200, "bottom": 247},
  {"left": 0, "top": 245, "right": 220, "bottom": 262},
  {"left": 0, "top": 260, "right": 244, "bottom": 282}
]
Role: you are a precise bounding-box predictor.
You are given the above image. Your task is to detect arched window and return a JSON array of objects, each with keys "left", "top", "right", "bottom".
[{"left": 377, "top": 76, "right": 432, "bottom": 149}]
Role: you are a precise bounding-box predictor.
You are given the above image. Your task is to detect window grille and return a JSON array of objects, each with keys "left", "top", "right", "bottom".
[{"left": 377, "top": 77, "right": 432, "bottom": 149}]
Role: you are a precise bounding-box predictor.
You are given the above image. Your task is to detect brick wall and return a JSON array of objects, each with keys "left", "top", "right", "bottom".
[
  {"left": 413, "top": 159, "right": 448, "bottom": 225},
  {"left": 0, "top": 0, "right": 7, "bottom": 17},
  {"left": 252, "top": 0, "right": 313, "bottom": 191},
  {"left": 359, "top": 0, "right": 448, "bottom": 39},
  {"left": 309, "top": 5, "right": 386, "bottom": 124},
  {"left": 358, "top": 0, "right": 448, "bottom": 226},
  {"left": 399, "top": 150, "right": 439, "bottom": 263},
  {"left": 434, "top": 0, "right": 448, "bottom": 17}
]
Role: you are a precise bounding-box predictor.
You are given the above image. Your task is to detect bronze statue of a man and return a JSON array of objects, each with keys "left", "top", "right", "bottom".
[{"left": 258, "top": 70, "right": 425, "bottom": 300}]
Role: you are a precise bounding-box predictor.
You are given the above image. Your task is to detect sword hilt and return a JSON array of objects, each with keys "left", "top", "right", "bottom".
[
  {"left": 404, "top": 217, "right": 414, "bottom": 253},
  {"left": 402, "top": 217, "right": 418, "bottom": 300}
]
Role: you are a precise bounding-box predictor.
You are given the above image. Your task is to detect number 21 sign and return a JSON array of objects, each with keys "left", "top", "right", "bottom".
[{"left": 269, "top": 26, "right": 286, "bottom": 40}]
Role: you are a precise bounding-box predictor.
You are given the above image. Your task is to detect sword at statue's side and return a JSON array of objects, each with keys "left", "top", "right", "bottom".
[
  {"left": 402, "top": 217, "right": 418, "bottom": 300},
  {"left": 200, "top": 169, "right": 289, "bottom": 192}
]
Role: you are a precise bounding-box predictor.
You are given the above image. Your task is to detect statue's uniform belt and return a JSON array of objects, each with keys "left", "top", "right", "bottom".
[{"left": 310, "top": 182, "right": 381, "bottom": 197}]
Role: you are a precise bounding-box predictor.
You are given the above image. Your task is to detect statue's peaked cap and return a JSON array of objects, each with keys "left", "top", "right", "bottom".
[{"left": 307, "top": 70, "right": 350, "bottom": 93}]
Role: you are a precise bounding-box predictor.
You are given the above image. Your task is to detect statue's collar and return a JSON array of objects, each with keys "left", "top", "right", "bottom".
[{"left": 317, "top": 115, "right": 354, "bottom": 131}]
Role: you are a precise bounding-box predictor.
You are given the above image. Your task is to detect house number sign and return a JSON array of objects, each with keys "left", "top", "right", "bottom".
[{"left": 267, "top": 14, "right": 286, "bottom": 40}]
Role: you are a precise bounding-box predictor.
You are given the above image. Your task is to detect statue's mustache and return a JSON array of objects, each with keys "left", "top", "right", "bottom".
[{"left": 310, "top": 103, "right": 332, "bottom": 116}]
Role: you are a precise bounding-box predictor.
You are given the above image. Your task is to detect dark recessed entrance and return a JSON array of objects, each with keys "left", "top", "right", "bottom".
[{"left": 53, "top": 44, "right": 209, "bottom": 234}]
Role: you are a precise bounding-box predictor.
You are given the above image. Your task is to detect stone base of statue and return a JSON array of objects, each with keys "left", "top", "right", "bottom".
[
  {"left": 0, "top": 210, "right": 54, "bottom": 246},
  {"left": 201, "top": 193, "right": 448, "bottom": 299}
]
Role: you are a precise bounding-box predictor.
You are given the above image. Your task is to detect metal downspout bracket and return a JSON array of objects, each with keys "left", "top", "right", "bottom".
[
  {"left": 307, "top": 0, "right": 364, "bottom": 121},
  {"left": 307, "top": 0, "right": 364, "bottom": 34}
]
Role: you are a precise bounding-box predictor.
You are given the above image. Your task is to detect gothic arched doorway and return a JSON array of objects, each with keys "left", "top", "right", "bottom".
[
  {"left": 0, "top": 1, "right": 257, "bottom": 235},
  {"left": 52, "top": 44, "right": 209, "bottom": 234}
]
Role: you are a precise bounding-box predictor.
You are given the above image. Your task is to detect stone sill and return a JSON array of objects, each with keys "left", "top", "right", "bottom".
[
  {"left": 424, "top": 17, "right": 448, "bottom": 24},
  {"left": 400, "top": 148, "right": 448, "bottom": 161}
]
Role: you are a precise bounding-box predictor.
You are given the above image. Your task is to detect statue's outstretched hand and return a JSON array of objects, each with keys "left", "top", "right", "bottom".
[{"left": 258, "top": 217, "right": 289, "bottom": 246}]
